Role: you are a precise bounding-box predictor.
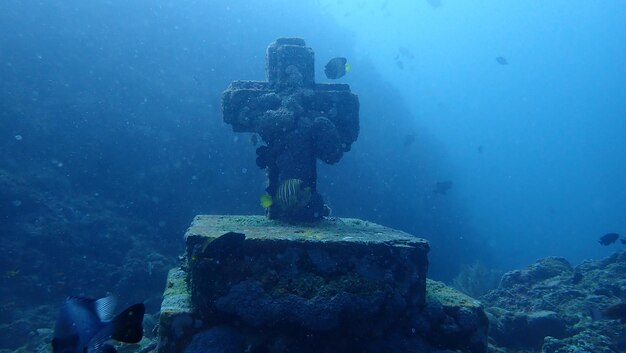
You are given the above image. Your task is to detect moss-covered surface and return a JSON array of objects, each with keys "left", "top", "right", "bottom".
[
  {"left": 270, "top": 272, "right": 386, "bottom": 299},
  {"left": 160, "top": 268, "right": 192, "bottom": 314},
  {"left": 157, "top": 268, "right": 194, "bottom": 353},
  {"left": 427, "top": 279, "right": 482, "bottom": 308},
  {"left": 185, "top": 215, "right": 428, "bottom": 247}
]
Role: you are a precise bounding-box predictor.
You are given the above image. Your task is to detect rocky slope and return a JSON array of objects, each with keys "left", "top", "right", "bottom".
[{"left": 481, "top": 250, "right": 626, "bottom": 353}]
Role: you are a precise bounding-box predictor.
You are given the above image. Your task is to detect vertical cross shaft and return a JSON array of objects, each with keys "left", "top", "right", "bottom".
[{"left": 221, "top": 38, "right": 359, "bottom": 223}]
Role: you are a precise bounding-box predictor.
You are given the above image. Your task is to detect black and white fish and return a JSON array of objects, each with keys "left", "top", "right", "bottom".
[{"left": 52, "top": 296, "right": 144, "bottom": 353}]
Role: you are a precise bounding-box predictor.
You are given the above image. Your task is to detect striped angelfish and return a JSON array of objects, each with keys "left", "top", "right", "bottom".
[{"left": 275, "top": 179, "right": 312, "bottom": 211}]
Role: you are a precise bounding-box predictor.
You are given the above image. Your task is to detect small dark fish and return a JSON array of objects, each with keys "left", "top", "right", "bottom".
[
  {"left": 602, "top": 302, "right": 626, "bottom": 324},
  {"left": 250, "top": 134, "right": 259, "bottom": 147},
  {"left": 621, "top": 237, "right": 626, "bottom": 244},
  {"left": 434, "top": 181, "right": 453, "bottom": 195},
  {"left": 200, "top": 231, "right": 246, "bottom": 261},
  {"left": 398, "top": 47, "right": 415, "bottom": 60},
  {"left": 477, "top": 145, "right": 483, "bottom": 153},
  {"left": 587, "top": 304, "right": 604, "bottom": 321},
  {"left": 571, "top": 272, "right": 583, "bottom": 285},
  {"left": 599, "top": 232, "right": 619, "bottom": 246},
  {"left": 403, "top": 133, "right": 416, "bottom": 147},
  {"left": 52, "top": 296, "right": 144, "bottom": 353},
  {"left": 324, "top": 57, "right": 350, "bottom": 79},
  {"left": 395, "top": 57, "right": 404, "bottom": 70},
  {"left": 496, "top": 56, "right": 509, "bottom": 65},
  {"left": 426, "top": 0, "right": 442, "bottom": 8}
]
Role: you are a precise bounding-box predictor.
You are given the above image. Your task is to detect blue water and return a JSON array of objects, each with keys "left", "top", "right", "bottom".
[{"left": 1, "top": 0, "right": 625, "bottom": 307}]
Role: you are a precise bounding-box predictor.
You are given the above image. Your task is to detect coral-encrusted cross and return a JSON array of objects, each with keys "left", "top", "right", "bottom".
[{"left": 221, "top": 38, "right": 359, "bottom": 223}]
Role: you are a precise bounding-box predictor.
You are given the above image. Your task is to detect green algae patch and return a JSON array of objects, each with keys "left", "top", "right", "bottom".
[
  {"left": 185, "top": 215, "right": 429, "bottom": 247},
  {"left": 161, "top": 268, "right": 192, "bottom": 313},
  {"left": 427, "top": 279, "right": 482, "bottom": 308}
]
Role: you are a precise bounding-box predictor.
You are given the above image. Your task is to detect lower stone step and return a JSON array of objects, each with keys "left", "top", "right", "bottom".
[{"left": 157, "top": 215, "right": 487, "bottom": 353}]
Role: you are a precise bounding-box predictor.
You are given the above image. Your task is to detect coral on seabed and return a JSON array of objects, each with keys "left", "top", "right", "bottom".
[{"left": 481, "top": 251, "right": 626, "bottom": 353}]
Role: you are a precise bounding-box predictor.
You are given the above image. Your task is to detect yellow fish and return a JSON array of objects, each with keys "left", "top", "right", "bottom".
[
  {"left": 260, "top": 194, "right": 273, "bottom": 209},
  {"left": 4, "top": 270, "right": 19, "bottom": 279}
]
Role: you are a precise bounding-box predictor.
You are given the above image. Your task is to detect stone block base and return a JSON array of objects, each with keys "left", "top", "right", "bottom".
[{"left": 157, "top": 215, "right": 487, "bottom": 353}]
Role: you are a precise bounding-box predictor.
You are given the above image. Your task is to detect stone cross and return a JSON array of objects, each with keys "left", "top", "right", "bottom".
[{"left": 221, "top": 38, "right": 359, "bottom": 223}]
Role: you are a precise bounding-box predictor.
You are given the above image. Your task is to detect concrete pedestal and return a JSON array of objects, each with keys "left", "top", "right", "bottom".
[{"left": 157, "top": 215, "right": 487, "bottom": 353}]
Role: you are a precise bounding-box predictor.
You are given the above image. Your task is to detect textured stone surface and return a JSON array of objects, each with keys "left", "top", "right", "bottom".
[
  {"left": 221, "top": 38, "right": 359, "bottom": 222},
  {"left": 421, "top": 280, "right": 489, "bottom": 353},
  {"left": 157, "top": 268, "right": 194, "bottom": 353},
  {"left": 481, "top": 250, "right": 626, "bottom": 352},
  {"left": 185, "top": 215, "right": 429, "bottom": 327},
  {"left": 157, "top": 215, "right": 489, "bottom": 353}
]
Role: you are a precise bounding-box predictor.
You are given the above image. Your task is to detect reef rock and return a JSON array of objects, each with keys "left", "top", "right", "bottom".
[{"left": 481, "top": 251, "right": 626, "bottom": 352}]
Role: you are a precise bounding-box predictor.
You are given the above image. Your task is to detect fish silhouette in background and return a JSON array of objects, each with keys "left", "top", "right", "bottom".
[
  {"left": 496, "top": 56, "right": 509, "bottom": 65},
  {"left": 52, "top": 296, "right": 144, "bottom": 353},
  {"left": 434, "top": 180, "right": 453, "bottom": 195},
  {"left": 403, "top": 133, "right": 417, "bottom": 147},
  {"left": 602, "top": 302, "right": 626, "bottom": 324},
  {"left": 426, "top": 0, "right": 442, "bottom": 9},
  {"left": 598, "top": 232, "right": 619, "bottom": 246}
]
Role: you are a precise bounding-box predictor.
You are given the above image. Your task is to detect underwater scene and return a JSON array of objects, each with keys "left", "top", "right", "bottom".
[{"left": 1, "top": 1, "right": 625, "bottom": 352}]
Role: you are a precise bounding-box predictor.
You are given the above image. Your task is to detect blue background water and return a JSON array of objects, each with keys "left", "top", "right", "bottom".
[{"left": 1, "top": 0, "right": 625, "bottom": 322}]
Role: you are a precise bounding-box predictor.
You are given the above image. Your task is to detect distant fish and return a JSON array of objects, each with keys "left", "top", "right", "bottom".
[
  {"left": 602, "top": 302, "right": 626, "bottom": 324},
  {"left": 477, "top": 145, "right": 483, "bottom": 153},
  {"left": 250, "top": 134, "right": 259, "bottom": 147},
  {"left": 621, "top": 237, "right": 626, "bottom": 245},
  {"left": 398, "top": 47, "right": 415, "bottom": 60},
  {"left": 426, "top": 0, "right": 442, "bottom": 8},
  {"left": 403, "top": 133, "right": 417, "bottom": 147},
  {"left": 587, "top": 303, "right": 604, "bottom": 321},
  {"left": 571, "top": 271, "right": 583, "bottom": 285},
  {"left": 275, "top": 179, "right": 312, "bottom": 211},
  {"left": 394, "top": 56, "right": 405, "bottom": 70},
  {"left": 52, "top": 296, "right": 144, "bottom": 353},
  {"left": 434, "top": 180, "right": 453, "bottom": 195},
  {"left": 324, "top": 57, "right": 351, "bottom": 79},
  {"left": 599, "top": 232, "right": 619, "bottom": 246},
  {"left": 496, "top": 56, "right": 509, "bottom": 65}
]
